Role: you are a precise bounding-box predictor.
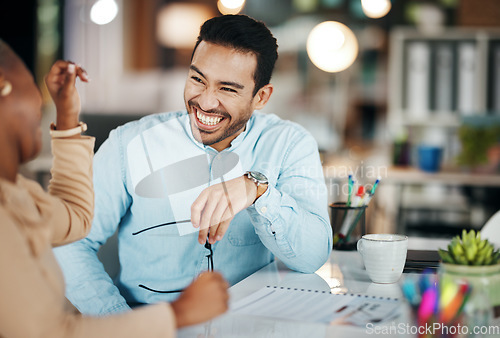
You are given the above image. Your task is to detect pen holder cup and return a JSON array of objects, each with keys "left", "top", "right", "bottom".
[{"left": 329, "top": 202, "right": 367, "bottom": 251}]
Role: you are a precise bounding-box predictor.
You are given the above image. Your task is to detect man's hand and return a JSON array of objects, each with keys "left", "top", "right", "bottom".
[
  {"left": 171, "top": 272, "right": 229, "bottom": 328},
  {"left": 191, "top": 175, "right": 259, "bottom": 244},
  {"left": 45, "top": 61, "right": 89, "bottom": 130}
]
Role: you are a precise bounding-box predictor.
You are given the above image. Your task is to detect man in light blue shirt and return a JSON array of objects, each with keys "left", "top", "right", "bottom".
[{"left": 55, "top": 14, "right": 331, "bottom": 315}]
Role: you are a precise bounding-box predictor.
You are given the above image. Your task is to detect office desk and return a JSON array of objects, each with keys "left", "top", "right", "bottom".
[
  {"left": 179, "top": 243, "right": 500, "bottom": 337},
  {"left": 178, "top": 250, "right": 412, "bottom": 338}
]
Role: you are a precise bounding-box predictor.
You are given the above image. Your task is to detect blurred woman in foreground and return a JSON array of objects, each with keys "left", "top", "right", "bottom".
[{"left": 0, "top": 40, "right": 228, "bottom": 338}]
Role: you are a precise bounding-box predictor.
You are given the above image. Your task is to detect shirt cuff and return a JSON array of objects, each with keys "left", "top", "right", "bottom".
[
  {"left": 248, "top": 185, "right": 297, "bottom": 257},
  {"left": 107, "top": 302, "right": 131, "bottom": 314},
  {"left": 248, "top": 185, "right": 281, "bottom": 234}
]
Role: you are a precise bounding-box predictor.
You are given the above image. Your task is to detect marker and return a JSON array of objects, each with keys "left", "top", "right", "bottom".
[
  {"left": 455, "top": 283, "right": 471, "bottom": 319},
  {"left": 370, "top": 176, "right": 381, "bottom": 195},
  {"left": 418, "top": 284, "right": 438, "bottom": 325},
  {"left": 351, "top": 186, "right": 365, "bottom": 207},
  {"left": 418, "top": 270, "right": 435, "bottom": 294},
  {"left": 440, "top": 283, "right": 468, "bottom": 323},
  {"left": 439, "top": 276, "right": 458, "bottom": 310},
  {"left": 402, "top": 278, "right": 421, "bottom": 308}
]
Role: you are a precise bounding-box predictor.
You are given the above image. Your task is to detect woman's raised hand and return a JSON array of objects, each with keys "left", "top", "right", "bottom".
[{"left": 45, "top": 61, "right": 89, "bottom": 130}]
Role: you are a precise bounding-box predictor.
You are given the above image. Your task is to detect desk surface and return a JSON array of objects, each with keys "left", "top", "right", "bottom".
[
  {"left": 178, "top": 250, "right": 411, "bottom": 338},
  {"left": 178, "top": 242, "right": 499, "bottom": 338}
]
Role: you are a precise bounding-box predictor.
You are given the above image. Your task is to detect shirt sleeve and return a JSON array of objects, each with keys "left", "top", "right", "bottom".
[
  {"left": 35, "top": 136, "right": 96, "bottom": 246},
  {"left": 54, "top": 129, "right": 133, "bottom": 315},
  {"left": 246, "top": 131, "right": 332, "bottom": 273},
  {"left": 0, "top": 213, "right": 176, "bottom": 338}
]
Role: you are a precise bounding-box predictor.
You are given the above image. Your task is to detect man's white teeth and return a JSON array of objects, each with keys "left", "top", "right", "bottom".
[{"left": 196, "top": 111, "right": 223, "bottom": 126}]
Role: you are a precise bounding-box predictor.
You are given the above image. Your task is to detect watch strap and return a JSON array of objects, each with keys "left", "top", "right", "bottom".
[{"left": 244, "top": 171, "right": 268, "bottom": 202}]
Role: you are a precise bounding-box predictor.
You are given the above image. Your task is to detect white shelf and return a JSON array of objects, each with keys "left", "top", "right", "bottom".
[
  {"left": 390, "top": 111, "right": 461, "bottom": 128},
  {"left": 388, "top": 27, "right": 500, "bottom": 129},
  {"left": 384, "top": 166, "right": 500, "bottom": 187}
]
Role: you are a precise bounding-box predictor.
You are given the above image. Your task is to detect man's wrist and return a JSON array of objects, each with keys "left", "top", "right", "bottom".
[
  {"left": 256, "top": 183, "right": 268, "bottom": 200},
  {"left": 244, "top": 171, "right": 268, "bottom": 204}
]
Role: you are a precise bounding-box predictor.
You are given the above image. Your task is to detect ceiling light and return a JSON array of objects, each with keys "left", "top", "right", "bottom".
[
  {"left": 361, "top": 0, "right": 391, "bottom": 19},
  {"left": 306, "top": 21, "right": 358, "bottom": 73},
  {"left": 217, "top": 0, "right": 245, "bottom": 15},
  {"left": 90, "top": 0, "right": 119, "bottom": 25}
]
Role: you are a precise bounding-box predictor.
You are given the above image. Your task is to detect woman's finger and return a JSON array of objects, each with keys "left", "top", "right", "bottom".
[
  {"left": 76, "top": 66, "right": 90, "bottom": 82},
  {"left": 61, "top": 63, "right": 77, "bottom": 96},
  {"left": 45, "top": 61, "right": 77, "bottom": 91},
  {"left": 49, "top": 60, "right": 74, "bottom": 76}
]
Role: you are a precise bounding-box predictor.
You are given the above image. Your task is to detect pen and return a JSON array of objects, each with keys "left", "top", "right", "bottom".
[
  {"left": 344, "top": 208, "right": 366, "bottom": 242},
  {"left": 339, "top": 183, "right": 360, "bottom": 238},
  {"left": 363, "top": 193, "right": 372, "bottom": 206},
  {"left": 347, "top": 174, "right": 353, "bottom": 207}
]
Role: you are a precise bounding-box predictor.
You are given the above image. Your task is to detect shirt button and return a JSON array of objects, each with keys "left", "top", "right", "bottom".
[{"left": 260, "top": 207, "right": 267, "bottom": 214}]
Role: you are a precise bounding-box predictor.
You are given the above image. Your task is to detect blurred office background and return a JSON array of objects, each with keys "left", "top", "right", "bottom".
[{"left": 2, "top": 0, "right": 500, "bottom": 239}]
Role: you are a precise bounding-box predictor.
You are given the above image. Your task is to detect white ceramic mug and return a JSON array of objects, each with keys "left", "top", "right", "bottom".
[{"left": 357, "top": 234, "right": 408, "bottom": 284}]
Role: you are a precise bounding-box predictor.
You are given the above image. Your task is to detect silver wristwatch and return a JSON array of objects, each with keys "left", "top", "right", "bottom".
[{"left": 245, "top": 171, "right": 268, "bottom": 186}]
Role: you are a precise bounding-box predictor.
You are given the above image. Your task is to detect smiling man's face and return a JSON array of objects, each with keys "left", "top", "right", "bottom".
[{"left": 184, "top": 41, "right": 271, "bottom": 151}]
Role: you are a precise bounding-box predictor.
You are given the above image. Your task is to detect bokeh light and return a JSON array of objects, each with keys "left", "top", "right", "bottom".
[
  {"left": 157, "top": 4, "right": 214, "bottom": 49},
  {"left": 90, "top": 0, "right": 118, "bottom": 25},
  {"left": 361, "top": 0, "right": 392, "bottom": 19},
  {"left": 306, "top": 21, "right": 359, "bottom": 73},
  {"left": 217, "top": 0, "right": 245, "bottom": 15}
]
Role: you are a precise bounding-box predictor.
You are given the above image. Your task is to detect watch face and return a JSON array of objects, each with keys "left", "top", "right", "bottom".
[{"left": 249, "top": 171, "right": 267, "bottom": 182}]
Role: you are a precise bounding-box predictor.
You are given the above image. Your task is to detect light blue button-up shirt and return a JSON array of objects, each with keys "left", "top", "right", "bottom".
[{"left": 54, "top": 111, "right": 332, "bottom": 315}]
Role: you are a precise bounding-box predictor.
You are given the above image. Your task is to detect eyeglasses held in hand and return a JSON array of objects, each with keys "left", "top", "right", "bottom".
[{"left": 138, "top": 238, "right": 213, "bottom": 294}]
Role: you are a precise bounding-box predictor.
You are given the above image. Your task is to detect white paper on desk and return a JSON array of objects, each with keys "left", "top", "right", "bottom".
[{"left": 230, "top": 286, "right": 401, "bottom": 326}]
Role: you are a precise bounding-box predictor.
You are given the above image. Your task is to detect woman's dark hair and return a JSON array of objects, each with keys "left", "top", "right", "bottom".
[
  {"left": 191, "top": 15, "right": 278, "bottom": 96},
  {"left": 0, "top": 40, "right": 13, "bottom": 68}
]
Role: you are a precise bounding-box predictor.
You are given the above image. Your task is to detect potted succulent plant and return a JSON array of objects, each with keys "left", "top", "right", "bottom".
[{"left": 438, "top": 230, "right": 500, "bottom": 307}]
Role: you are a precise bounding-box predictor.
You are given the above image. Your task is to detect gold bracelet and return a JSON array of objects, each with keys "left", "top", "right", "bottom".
[{"left": 49, "top": 122, "right": 87, "bottom": 138}]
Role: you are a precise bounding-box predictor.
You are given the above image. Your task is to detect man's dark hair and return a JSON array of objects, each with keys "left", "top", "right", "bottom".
[{"left": 192, "top": 15, "right": 278, "bottom": 96}]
